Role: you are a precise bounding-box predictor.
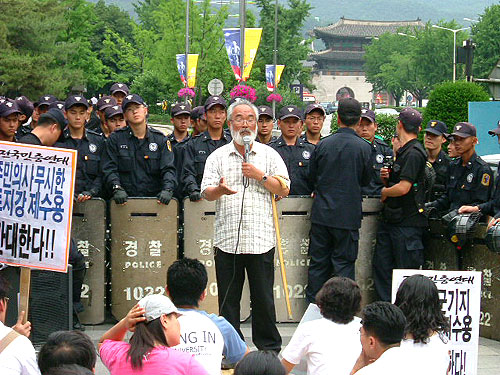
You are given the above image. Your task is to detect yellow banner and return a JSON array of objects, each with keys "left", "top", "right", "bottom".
[
  {"left": 275, "top": 65, "right": 285, "bottom": 87},
  {"left": 187, "top": 54, "right": 199, "bottom": 88},
  {"left": 243, "top": 28, "right": 262, "bottom": 81}
]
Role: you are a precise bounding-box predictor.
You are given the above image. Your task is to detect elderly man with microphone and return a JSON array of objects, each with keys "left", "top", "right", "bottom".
[{"left": 201, "top": 99, "right": 290, "bottom": 353}]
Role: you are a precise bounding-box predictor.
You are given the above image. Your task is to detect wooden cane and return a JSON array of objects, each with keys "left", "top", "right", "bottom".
[{"left": 271, "top": 194, "right": 293, "bottom": 320}]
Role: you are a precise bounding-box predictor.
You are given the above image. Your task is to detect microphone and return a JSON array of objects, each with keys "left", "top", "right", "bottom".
[{"left": 242, "top": 135, "right": 252, "bottom": 162}]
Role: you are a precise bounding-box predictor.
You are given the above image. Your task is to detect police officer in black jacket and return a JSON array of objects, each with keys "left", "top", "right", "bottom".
[
  {"left": 301, "top": 103, "right": 325, "bottom": 146},
  {"left": 270, "top": 105, "right": 315, "bottom": 196},
  {"left": 427, "top": 122, "right": 493, "bottom": 214},
  {"left": 167, "top": 102, "right": 191, "bottom": 200},
  {"left": 181, "top": 96, "right": 231, "bottom": 202},
  {"left": 305, "top": 98, "right": 372, "bottom": 303},
  {"left": 55, "top": 95, "right": 105, "bottom": 201},
  {"left": 355, "top": 108, "right": 393, "bottom": 196},
  {"left": 424, "top": 120, "right": 451, "bottom": 201},
  {"left": 373, "top": 108, "right": 429, "bottom": 302},
  {"left": 101, "top": 94, "right": 176, "bottom": 204},
  {"left": 256, "top": 105, "right": 276, "bottom": 144}
]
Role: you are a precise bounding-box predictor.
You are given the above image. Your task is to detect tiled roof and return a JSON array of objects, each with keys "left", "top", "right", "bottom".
[
  {"left": 314, "top": 17, "right": 424, "bottom": 39},
  {"left": 310, "top": 49, "right": 365, "bottom": 61}
]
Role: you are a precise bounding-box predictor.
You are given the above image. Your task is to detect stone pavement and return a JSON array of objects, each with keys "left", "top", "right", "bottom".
[{"left": 85, "top": 321, "right": 500, "bottom": 375}]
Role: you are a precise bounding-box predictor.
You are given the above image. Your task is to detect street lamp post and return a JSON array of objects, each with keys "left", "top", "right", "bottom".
[{"left": 432, "top": 25, "right": 470, "bottom": 82}]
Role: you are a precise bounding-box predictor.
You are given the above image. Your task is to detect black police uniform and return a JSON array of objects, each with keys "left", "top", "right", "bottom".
[
  {"left": 428, "top": 152, "right": 493, "bottom": 213},
  {"left": 361, "top": 137, "right": 393, "bottom": 196},
  {"left": 55, "top": 128, "right": 105, "bottom": 197},
  {"left": 256, "top": 135, "right": 277, "bottom": 144},
  {"left": 17, "top": 132, "right": 41, "bottom": 145},
  {"left": 167, "top": 132, "right": 191, "bottom": 200},
  {"left": 373, "top": 139, "right": 428, "bottom": 302},
  {"left": 85, "top": 110, "right": 101, "bottom": 132},
  {"left": 101, "top": 125, "right": 176, "bottom": 197},
  {"left": 181, "top": 130, "right": 232, "bottom": 196},
  {"left": 269, "top": 135, "right": 315, "bottom": 196},
  {"left": 428, "top": 150, "right": 451, "bottom": 201},
  {"left": 16, "top": 123, "right": 33, "bottom": 140},
  {"left": 299, "top": 133, "right": 321, "bottom": 146},
  {"left": 305, "top": 127, "right": 372, "bottom": 302},
  {"left": 477, "top": 161, "right": 500, "bottom": 218}
]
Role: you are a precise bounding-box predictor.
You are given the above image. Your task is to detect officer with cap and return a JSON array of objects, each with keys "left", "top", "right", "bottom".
[
  {"left": 103, "top": 105, "right": 126, "bottom": 134},
  {"left": 256, "top": 105, "right": 276, "bottom": 144},
  {"left": 88, "top": 95, "right": 117, "bottom": 135},
  {"left": 427, "top": 122, "right": 493, "bottom": 214},
  {"left": 15, "top": 96, "right": 34, "bottom": 129},
  {"left": 101, "top": 94, "right": 176, "bottom": 205},
  {"left": 191, "top": 106, "right": 207, "bottom": 137},
  {"left": 269, "top": 105, "right": 315, "bottom": 195},
  {"left": 181, "top": 96, "right": 232, "bottom": 201},
  {"left": 16, "top": 94, "right": 57, "bottom": 138},
  {"left": 18, "top": 108, "right": 66, "bottom": 146},
  {"left": 424, "top": 120, "right": 451, "bottom": 201},
  {"left": 301, "top": 103, "right": 326, "bottom": 145},
  {"left": 168, "top": 102, "right": 192, "bottom": 200},
  {"left": 109, "top": 83, "right": 129, "bottom": 106},
  {"left": 0, "top": 99, "right": 22, "bottom": 142},
  {"left": 305, "top": 98, "right": 372, "bottom": 303},
  {"left": 458, "top": 121, "right": 500, "bottom": 225},
  {"left": 373, "top": 108, "right": 432, "bottom": 301},
  {"left": 55, "top": 95, "right": 105, "bottom": 202},
  {"left": 355, "top": 108, "right": 393, "bottom": 196}
]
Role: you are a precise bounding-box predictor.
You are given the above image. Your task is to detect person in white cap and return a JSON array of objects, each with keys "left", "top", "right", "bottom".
[{"left": 99, "top": 294, "right": 208, "bottom": 375}]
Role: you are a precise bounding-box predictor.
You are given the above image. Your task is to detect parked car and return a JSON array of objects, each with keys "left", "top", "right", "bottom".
[{"left": 319, "top": 102, "right": 336, "bottom": 115}]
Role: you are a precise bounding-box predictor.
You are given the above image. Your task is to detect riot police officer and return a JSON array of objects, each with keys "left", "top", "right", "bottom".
[
  {"left": 167, "top": 102, "right": 192, "bottom": 200},
  {"left": 256, "top": 105, "right": 276, "bottom": 144},
  {"left": 270, "top": 105, "right": 315, "bottom": 196},
  {"left": 101, "top": 94, "right": 176, "bottom": 204},
  {"left": 301, "top": 103, "right": 325, "bottom": 145},
  {"left": 424, "top": 120, "right": 450, "bottom": 201},
  {"left": 373, "top": 108, "right": 428, "bottom": 302},
  {"left": 305, "top": 98, "right": 372, "bottom": 302},
  {"left": 55, "top": 95, "right": 106, "bottom": 201},
  {"left": 181, "top": 96, "right": 231, "bottom": 202},
  {"left": 355, "top": 108, "right": 393, "bottom": 196},
  {"left": 427, "top": 122, "right": 493, "bottom": 214}
]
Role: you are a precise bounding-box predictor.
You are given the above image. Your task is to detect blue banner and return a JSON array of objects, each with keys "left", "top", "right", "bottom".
[
  {"left": 176, "top": 54, "right": 187, "bottom": 86},
  {"left": 223, "top": 28, "right": 241, "bottom": 80}
]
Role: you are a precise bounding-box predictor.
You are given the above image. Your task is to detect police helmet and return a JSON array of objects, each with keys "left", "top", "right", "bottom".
[{"left": 485, "top": 223, "right": 500, "bottom": 254}]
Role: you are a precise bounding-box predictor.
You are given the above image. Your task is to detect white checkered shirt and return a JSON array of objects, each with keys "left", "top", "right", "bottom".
[{"left": 201, "top": 141, "right": 290, "bottom": 254}]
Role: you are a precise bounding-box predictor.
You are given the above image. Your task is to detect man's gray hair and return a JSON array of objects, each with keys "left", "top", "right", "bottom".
[{"left": 227, "top": 98, "right": 259, "bottom": 122}]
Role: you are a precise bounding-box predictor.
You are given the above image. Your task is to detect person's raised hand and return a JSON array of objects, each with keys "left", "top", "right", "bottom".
[
  {"left": 242, "top": 162, "right": 264, "bottom": 181},
  {"left": 125, "top": 304, "right": 146, "bottom": 332},
  {"left": 12, "top": 311, "right": 31, "bottom": 337},
  {"left": 218, "top": 177, "right": 237, "bottom": 195}
]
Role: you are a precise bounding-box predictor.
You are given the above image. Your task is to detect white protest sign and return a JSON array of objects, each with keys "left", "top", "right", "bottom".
[
  {"left": 392, "top": 269, "right": 482, "bottom": 375},
  {"left": 0, "top": 141, "right": 77, "bottom": 272}
]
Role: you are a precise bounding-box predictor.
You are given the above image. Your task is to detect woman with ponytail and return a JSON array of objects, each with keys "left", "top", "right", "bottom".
[{"left": 99, "top": 294, "right": 207, "bottom": 375}]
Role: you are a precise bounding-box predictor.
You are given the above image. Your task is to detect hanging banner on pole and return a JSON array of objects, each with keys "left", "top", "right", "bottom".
[
  {"left": 266, "top": 64, "right": 285, "bottom": 91},
  {"left": 0, "top": 141, "right": 77, "bottom": 272},
  {"left": 187, "top": 54, "right": 199, "bottom": 88},
  {"left": 243, "top": 28, "right": 262, "bottom": 81},
  {"left": 176, "top": 54, "right": 187, "bottom": 86},
  {"left": 223, "top": 28, "right": 242, "bottom": 81}
]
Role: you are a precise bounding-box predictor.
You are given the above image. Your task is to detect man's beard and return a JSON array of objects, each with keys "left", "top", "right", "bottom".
[{"left": 231, "top": 127, "right": 257, "bottom": 146}]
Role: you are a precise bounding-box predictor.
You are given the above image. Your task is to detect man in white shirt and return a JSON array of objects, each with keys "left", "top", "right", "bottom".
[
  {"left": 351, "top": 302, "right": 409, "bottom": 375},
  {"left": 0, "top": 274, "right": 40, "bottom": 375},
  {"left": 201, "top": 99, "right": 290, "bottom": 352},
  {"left": 281, "top": 277, "right": 362, "bottom": 375}
]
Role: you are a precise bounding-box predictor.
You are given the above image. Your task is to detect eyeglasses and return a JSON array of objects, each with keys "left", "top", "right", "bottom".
[
  {"left": 233, "top": 117, "right": 256, "bottom": 126},
  {"left": 306, "top": 116, "right": 324, "bottom": 122}
]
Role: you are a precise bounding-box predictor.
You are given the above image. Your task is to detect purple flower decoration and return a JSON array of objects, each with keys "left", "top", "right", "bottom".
[
  {"left": 266, "top": 93, "right": 283, "bottom": 103},
  {"left": 230, "top": 85, "right": 257, "bottom": 103},
  {"left": 178, "top": 88, "right": 196, "bottom": 98}
]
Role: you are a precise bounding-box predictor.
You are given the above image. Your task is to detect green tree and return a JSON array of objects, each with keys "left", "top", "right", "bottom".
[
  {"left": 422, "top": 81, "right": 490, "bottom": 133},
  {"left": 253, "top": 0, "right": 313, "bottom": 89},
  {"left": 471, "top": 5, "right": 500, "bottom": 79}
]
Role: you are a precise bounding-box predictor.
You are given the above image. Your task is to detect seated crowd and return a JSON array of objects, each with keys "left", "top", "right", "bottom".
[{"left": 1, "top": 264, "right": 450, "bottom": 375}]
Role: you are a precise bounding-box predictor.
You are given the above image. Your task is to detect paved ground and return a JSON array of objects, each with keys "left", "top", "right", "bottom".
[{"left": 85, "top": 320, "right": 500, "bottom": 374}]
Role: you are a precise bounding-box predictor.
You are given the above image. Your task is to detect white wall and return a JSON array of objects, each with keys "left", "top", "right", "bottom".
[{"left": 311, "top": 72, "right": 374, "bottom": 104}]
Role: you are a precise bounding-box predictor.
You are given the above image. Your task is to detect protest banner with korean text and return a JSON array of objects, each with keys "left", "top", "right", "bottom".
[
  {"left": 0, "top": 141, "right": 77, "bottom": 272},
  {"left": 392, "top": 269, "right": 482, "bottom": 375}
]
